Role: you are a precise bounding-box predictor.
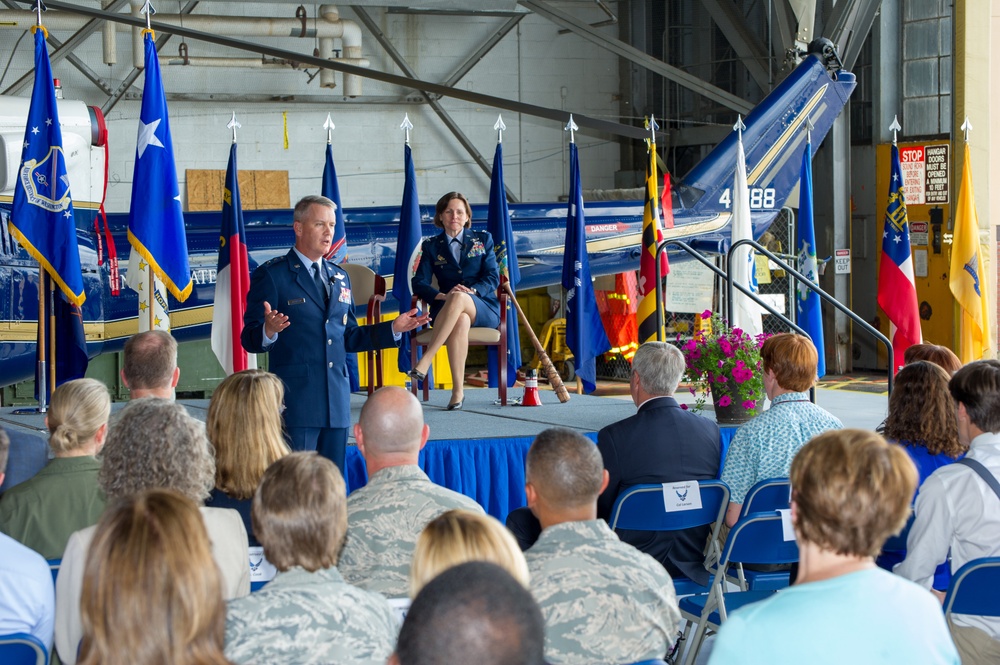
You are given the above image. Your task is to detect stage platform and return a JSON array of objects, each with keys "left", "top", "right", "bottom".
[{"left": 0, "top": 386, "right": 886, "bottom": 521}]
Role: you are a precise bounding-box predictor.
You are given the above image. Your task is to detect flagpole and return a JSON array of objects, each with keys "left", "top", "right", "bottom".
[
  {"left": 36, "top": 272, "right": 48, "bottom": 412},
  {"left": 48, "top": 282, "right": 56, "bottom": 394},
  {"left": 34, "top": 0, "right": 49, "bottom": 412}
]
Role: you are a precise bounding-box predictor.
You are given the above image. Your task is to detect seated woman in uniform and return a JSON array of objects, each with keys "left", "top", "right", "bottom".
[
  {"left": 408, "top": 192, "right": 500, "bottom": 411},
  {"left": 0, "top": 378, "right": 110, "bottom": 559}
]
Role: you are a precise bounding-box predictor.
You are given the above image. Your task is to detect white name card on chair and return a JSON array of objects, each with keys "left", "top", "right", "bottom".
[
  {"left": 662, "top": 480, "right": 702, "bottom": 512},
  {"left": 248, "top": 546, "right": 278, "bottom": 584},
  {"left": 777, "top": 509, "right": 797, "bottom": 541}
]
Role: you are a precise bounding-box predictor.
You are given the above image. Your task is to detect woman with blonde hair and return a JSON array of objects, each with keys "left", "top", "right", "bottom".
[
  {"left": 410, "top": 509, "right": 529, "bottom": 598},
  {"left": 0, "top": 378, "right": 110, "bottom": 558},
  {"left": 206, "top": 369, "right": 290, "bottom": 544},
  {"left": 78, "top": 488, "right": 232, "bottom": 665}
]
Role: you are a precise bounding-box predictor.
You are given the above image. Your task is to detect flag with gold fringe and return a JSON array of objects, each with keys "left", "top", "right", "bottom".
[{"left": 950, "top": 141, "right": 990, "bottom": 362}]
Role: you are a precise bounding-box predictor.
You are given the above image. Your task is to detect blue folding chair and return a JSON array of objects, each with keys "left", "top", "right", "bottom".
[
  {"left": 47, "top": 559, "right": 60, "bottom": 585},
  {"left": 625, "top": 660, "right": 668, "bottom": 665},
  {"left": 678, "top": 511, "right": 799, "bottom": 665},
  {"left": 609, "top": 480, "right": 730, "bottom": 596},
  {"left": 0, "top": 633, "right": 48, "bottom": 665},
  {"left": 727, "top": 478, "right": 792, "bottom": 591},
  {"left": 943, "top": 557, "right": 1000, "bottom": 619}
]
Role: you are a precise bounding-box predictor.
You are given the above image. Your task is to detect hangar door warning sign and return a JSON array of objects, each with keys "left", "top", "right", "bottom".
[{"left": 899, "top": 144, "right": 949, "bottom": 205}]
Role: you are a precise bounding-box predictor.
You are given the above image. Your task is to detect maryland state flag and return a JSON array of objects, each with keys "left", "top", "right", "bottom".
[
  {"left": 950, "top": 143, "right": 990, "bottom": 362},
  {"left": 636, "top": 135, "right": 669, "bottom": 344}
]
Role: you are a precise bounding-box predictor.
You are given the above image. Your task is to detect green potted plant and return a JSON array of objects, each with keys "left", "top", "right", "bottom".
[{"left": 679, "top": 310, "right": 766, "bottom": 424}]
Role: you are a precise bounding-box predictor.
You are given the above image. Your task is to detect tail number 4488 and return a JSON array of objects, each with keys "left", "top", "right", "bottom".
[{"left": 719, "top": 188, "right": 776, "bottom": 209}]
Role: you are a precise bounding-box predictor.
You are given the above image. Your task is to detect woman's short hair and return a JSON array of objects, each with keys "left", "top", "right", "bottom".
[
  {"left": 433, "top": 192, "right": 473, "bottom": 229},
  {"left": 48, "top": 378, "right": 111, "bottom": 454},
  {"left": 98, "top": 398, "right": 216, "bottom": 503},
  {"left": 78, "top": 489, "right": 230, "bottom": 665},
  {"left": 252, "top": 452, "right": 347, "bottom": 572},
  {"left": 790, "top": 429, "right": 917, "bottom": 557},
  {"left": 207, "top": 370, "right": 290, "bottom": 500},
  {"left": 410, "top": 509, "right": 530, "bottom": 598},
  {"left": 882, "top": 361, "right": 964, "bottom": 458},
  {"left": 761, "top": 333, "right": 818, "bottom": 392},
  {"left": 904, "top": 343, "right": 962, "bottom": 375}
]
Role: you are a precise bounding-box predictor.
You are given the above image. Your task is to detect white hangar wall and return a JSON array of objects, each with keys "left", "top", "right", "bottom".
[{"left": 0, "top": 2, "right": 625, "bottom": 212}]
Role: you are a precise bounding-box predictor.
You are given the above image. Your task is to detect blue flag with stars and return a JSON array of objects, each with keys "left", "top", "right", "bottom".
[
  {"left": 562, "top": 143, "right": 610, "bottom": 393},
  {"left": 392, "top": 144, "right": 423, "bottom": 374},
  {"left": 321, "top": 141, "right": 358, "bottom": 389},
  {"left": 127, "top": 31, "right": 192, "bottom": 302},
  {"left": 10, "top": 28, "right": 85, "bottom": 307},
  {"left": 485, "top": 142, "right": 521, "bottom": 388},
  {"left": 795, "top": 140, "right": 825, "bottom": 378}
]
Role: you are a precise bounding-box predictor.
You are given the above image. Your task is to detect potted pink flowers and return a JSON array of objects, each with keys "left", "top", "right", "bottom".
[{"left": 679, "top": 310, "right": 766, "bottom": 424}]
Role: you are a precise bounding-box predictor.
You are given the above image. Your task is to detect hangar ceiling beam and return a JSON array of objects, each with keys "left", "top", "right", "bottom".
[
  {"left": 699, "top": 0, "right": 772, "bottom": 91},
  {"left": 767, "top": 0, "right": 797, "bottom": 60},
  {"left": 25, "top": 0, "right": 650, "bottom": 139},
  {"left": 100, "top": 1, "right": 200, "bottom": 115},
  {"left": 823, "top": 0, "right": 881, "bottom": 70},
  {"left": 439, "top": 14, "right": 524, "bottom": 88},
  {"left": 518, "top": 0, "right": 753, "bottom": 114},
  {"left": 350, "top": 6, "right": 519, "bottom": 202},
  {"left": 1, "top": 0, "right": 129, "bottom": 96}
]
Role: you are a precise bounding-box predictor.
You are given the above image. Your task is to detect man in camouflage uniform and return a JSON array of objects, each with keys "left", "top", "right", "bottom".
[
  {"left": 338, "top": 386, "right": 483, "bottom": 597},
  {"left": 225, "top": 453, "right": 397, "bottom": 665},
  {"left": 524, "top": 428, "right": 681, "bottom": 665}
]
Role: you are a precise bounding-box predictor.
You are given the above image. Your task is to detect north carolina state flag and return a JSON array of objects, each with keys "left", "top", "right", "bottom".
[{"left": 211, "top": 143, "right": 255, "bottom": 374}]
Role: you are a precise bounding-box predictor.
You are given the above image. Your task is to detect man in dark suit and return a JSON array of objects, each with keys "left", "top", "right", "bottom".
[
  {"left": 596, "top": 341, "right": 721, "bottom": 585},
  {"left": 242, "top": 195, "right": 428, "bottom": 472}
]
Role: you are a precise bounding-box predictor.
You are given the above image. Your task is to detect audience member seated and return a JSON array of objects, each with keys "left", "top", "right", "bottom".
[
  {"left": 0, "top": 426, "right": 48, "bottom": 495},
  {"left": 205, "top": 370, "right": 290, "bottom": 545},
  {"left": 338, "top": 386, "right": 484, "bottom": 597},
  {"left": 0, "top": 429, "right": 54, "bottom": 651},
  {"left": 904, "top": 342, "right": 963, "bottom": 375},
  {"left": 597, "top": 341, "right": 720, "bottom": 584},
  {"left": 709, "top": 429, "right": 959, "bottom": 664},
  {"left": 391, "top": 562, "right": 545, "bottom": 665},
  {"left": 897, "top": 360, "right": 1000, "bottom": 664},
  {"left": 523, "top": 427, "right": 680, "bottom": 665},
  {"left": 120, "top": 330, "right": 180, "bottom": 399},
  {"left": 55, "top": 398, "right": 250, "bottom": 665},
  {"left": 225, "top": 452, "right": 396, "bottom": 664},
  {"left": 0, "top": 379, "right": 109, "bottom": 559},
  {"left": 721, "top": 333, "right": 842, "bottom": 527},
  {"left": 877, "top": 361, "right": 964, "bottom": 583},
  {"left": 410, "top": 509, "right": 529, "bottom": 598},
  {"left": 77, "top": 489, "right": 232, "bottom": 665},
  {"left": 880, "top": 361, "right": 966, "bottom": 486}
]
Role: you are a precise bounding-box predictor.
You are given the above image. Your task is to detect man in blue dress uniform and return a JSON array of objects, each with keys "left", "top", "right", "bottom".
[{"left": 242, "top": 195, "right": 428, "bottom": 471}]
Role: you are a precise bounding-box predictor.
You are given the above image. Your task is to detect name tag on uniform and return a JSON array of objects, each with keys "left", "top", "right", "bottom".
[
  {"left": 434, "top": 254, "right": 448, "bottom": 266},
  {"left": 286, "top": 298, "right": 306, "bottom": 306},
  {"left": 339, "top": 288, "right": 352, "bottom": 303},
  {"left": 661, "top": 480, "right": 702, "bottom": 512}
]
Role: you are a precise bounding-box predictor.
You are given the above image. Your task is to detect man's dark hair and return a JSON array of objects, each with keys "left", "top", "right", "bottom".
[
  {"left": 949, "top": 359, "right": 1000, "bottom": 433},
  {"left": 122, "top": 331, "right": 177, "bottom": 390},
  {"left": 395, "top": 562, "right": 545, "bottom": 665}
]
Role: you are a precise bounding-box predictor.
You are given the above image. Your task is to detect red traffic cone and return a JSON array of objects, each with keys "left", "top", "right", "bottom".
[{"left": 521, "top": 369, "right": 542, "bottom": 407}]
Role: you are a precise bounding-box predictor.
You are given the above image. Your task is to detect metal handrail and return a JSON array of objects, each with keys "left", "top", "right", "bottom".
[
  {"left": 726, "top": 238, "right": 893, "bottom": 394},
  {"left": 653, "top": 239, "right": 810, "bottom": 340}
]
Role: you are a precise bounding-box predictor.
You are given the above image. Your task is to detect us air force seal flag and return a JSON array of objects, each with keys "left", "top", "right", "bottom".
[
  {"left": 127, "top": 31, "right": 192, "bottom": 302},
  {"left": 562, "top": 143, "right": 611, "bottom": 394},
  {"left": 10, "top": 29, "right": 85, "bottom": 307}
]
